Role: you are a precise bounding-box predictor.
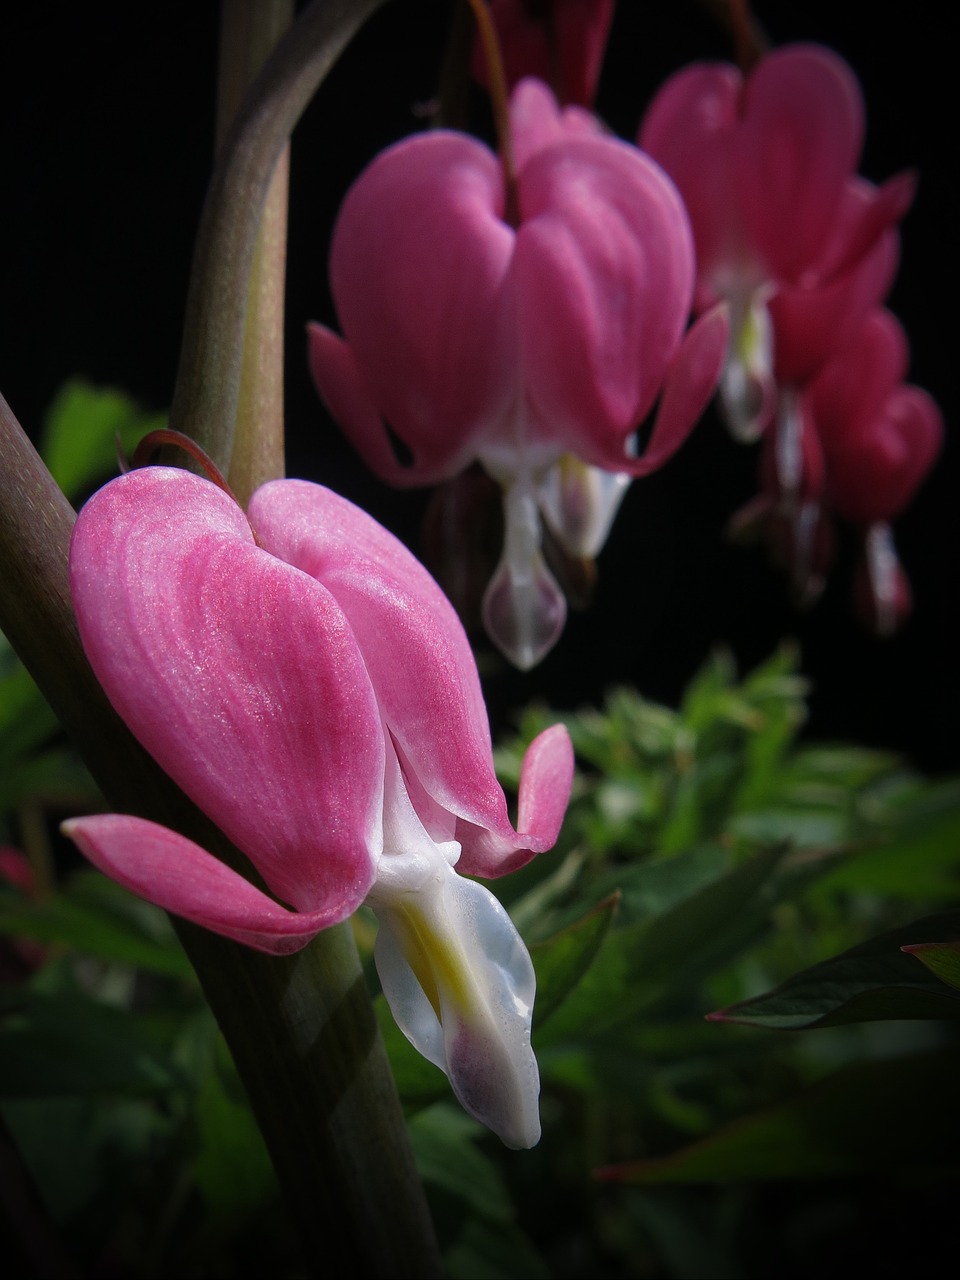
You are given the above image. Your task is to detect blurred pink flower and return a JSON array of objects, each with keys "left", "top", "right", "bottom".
[
  {"left": 739, "top": 310, "right": 942, "bottom": 630},
  {"left": 310, "top": 77, "right": 726, "bottom": 666},
  {"left": 640, "top": 43, "right": 913, "bottom": 441},
  {"left": 470, "top": 0, "right": 616, "bottom": 107},
  {"left": 63, "top": 466, "right": 574, "bottom": 1147}
]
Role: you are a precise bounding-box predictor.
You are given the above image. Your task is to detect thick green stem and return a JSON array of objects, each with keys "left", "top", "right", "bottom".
[
  {"left": 2, "top": 410, "right": 440, "bottom": 1277},
  {"left": 216, "top": 0, "right": 292, "bottom": 505},
  {"left": 171, "top": 0, "right": 388, "bottom": 474}
]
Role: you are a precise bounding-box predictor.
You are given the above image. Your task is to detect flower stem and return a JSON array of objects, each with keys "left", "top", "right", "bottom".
[
  {"left": 170, "top": 0, "right": 389, "bottom": 476},
  {"left": 466, "top": 0, "right": 520, "bottom": 225},
  {"left": 215, "top": 0, "right": 292, "bottom": 505},
  {"left": 1, "top": 405, "right": 441, "bottom": 1278}
]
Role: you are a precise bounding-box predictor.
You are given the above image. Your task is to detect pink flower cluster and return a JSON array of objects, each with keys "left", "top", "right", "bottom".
[{"left": 639, "top": 43, "right": 942, "bottom": 627}]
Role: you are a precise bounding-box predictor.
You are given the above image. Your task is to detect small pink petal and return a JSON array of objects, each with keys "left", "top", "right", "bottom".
[
  {"left": 307, "top": 324, "right": 458, "bottom": 487},
  {"left": 63, "top": 816, "right": 338, "bottom": 954},
  {"left": 456, "top": 723, "right": 575, "bottom": 880},
  {"left": 820, "top": 171, "right": 916, "bottom": 284},
  {"left": 629, "top": 303, "right": 729, "bottom": 476},
  {"left": 770, "top": 225, "right": 898, "bottom": 387}
]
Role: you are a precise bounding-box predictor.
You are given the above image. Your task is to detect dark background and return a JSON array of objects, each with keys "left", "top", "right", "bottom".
[{"left": 1, "top": 1, "right": 955, "bottom": 771}]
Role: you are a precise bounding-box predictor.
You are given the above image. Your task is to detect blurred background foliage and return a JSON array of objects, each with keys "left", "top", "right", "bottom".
[{"left": 2, "top": 386, "right": 958, "bottom": 1278}]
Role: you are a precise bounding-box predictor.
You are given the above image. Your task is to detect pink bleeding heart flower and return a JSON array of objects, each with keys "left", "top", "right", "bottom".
[
  {"left": 309, "top": 76, "right": 727, "bottom": 668},
  {"left": 809, "top": 309, "right": 942, "bottom": 633},
  {"left": 640, "top": 43, "right": 914, "bottom": 441},
  {"left": 470, "top": 0, "right": 616, "bottom": 108},
  {"left": 809, "top": 310, "right": 942, "bottom": 527},
  {"left": 742, "top": 309, "right": 942, "bottom": 629},
  {"left": 62, "top": 465, "right": 574, "bottom": 1148}
]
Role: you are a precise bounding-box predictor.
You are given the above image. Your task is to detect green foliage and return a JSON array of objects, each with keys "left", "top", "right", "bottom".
[
  {"left": 712, "top": 911, "right": 960, "bottom": 1028},
  {"left": 39, "top": 380, "right": 165, "bottom": 504},
  {"left": 610, "top": 1045, "right": 960, "bottom": 1183},
  {"left": 4, "top": 552, "right": 960, "bottom": 1278}
]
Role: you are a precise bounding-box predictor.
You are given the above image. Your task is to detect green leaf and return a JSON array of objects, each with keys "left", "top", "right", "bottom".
[
  {"left": 813, "top": 784, "right": 960, "bottom": 900},
  {"left": 408, "top": 1105, "right": 513, "bottom": 1224},
  {"left": 623, "top": 842, "right": 792, "bottom": 992},
  {"left": 0, "top": 660, "right": 59, "bottom": 765},
  {"left": 902, "top": 940, "right": 960, "bottom": 992},
  {"left": 531, "top": 892, "right": 618, "bottom": 1029},
  {"left": 600, "top": 1046, "right": 960, "bottom": 1183},
  {"left": 538, "top": 843, "right": 792, "bottom": 1042},
  {"left": 40, "top": 380, "right": 165, "bottom": 502},
  {"left": 193, "top": 1038, "right": 276, "bottom": 1219},
  {"left": 0, "top": 748, "right": 96, "bottom": 810},
  {"left": 445, "top": 1217, "right": 550, "bottom": 1280},
  {"left": 712, "top": 911, "right": 960, "bottom": 1029},
  {"left": 0, "top": 990, "right": 183, "bottom": 1096},
  {"left": 0, "top": 873, "right": 193, "bottom": 979}
]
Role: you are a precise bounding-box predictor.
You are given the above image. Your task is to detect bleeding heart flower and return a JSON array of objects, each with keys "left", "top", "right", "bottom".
[
  {"left": 640, "top": 43, "right": 914, "bottom": 441},
  {"left": 62, "top": 465, "right": 574, "bottom": 1148},
  {"left": 470, "top": 0, "right": 616, "bottom": 107},
  {"left": 309, "top": 77, "right": 727, "bottom": 668},
  {"left": 736, "top": 309, "right": 942, "bottom": 630}
]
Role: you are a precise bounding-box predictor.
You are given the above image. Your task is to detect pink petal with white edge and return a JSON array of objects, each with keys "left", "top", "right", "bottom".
[
  {"left": 326, "top": 130, "right": 517, "bottom": 476},
  {"left": 69, "top": 468, "right": 382, "bottom": 919},
  {"left": 64, "top": 816, "right": 339, "bottom": 954},
  {"left": 249, "top": 481, "right": 574, "bottom": 876},
  {"left": 514, "top": 133, "right": 695, "bottom": 466}
]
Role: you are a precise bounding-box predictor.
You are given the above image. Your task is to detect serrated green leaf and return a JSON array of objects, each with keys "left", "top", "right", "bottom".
[
  {"left": 600, "top": 1046, "right": 960, "bottom": 1183},
  {"left": 712, "top": 911, "right": 960, "bottom": 1029},
  {"left": 531, "top": 892, "right": 618, "bottom": 1028}
]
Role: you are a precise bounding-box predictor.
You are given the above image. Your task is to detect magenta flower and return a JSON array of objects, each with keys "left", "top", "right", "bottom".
[
  {"left": 740, "top": 309, "right": 942, "bottom": 630},
  {"left": 640, "top": 43, "right": 914, "bottom": 441},
  {"left": 62, "top": 466, "right": 574, "bottom": 1147},
  {"left": 309, "top": 77, "right": 727, "bottom": 667},
  {"left": 470, "top": 0, "right": 616, "bottom": 107},
  {"left": 810, "top": 309, "right": 942, "bottom": 633}
]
